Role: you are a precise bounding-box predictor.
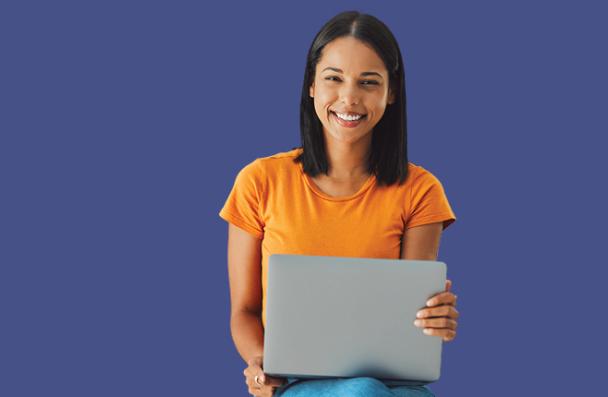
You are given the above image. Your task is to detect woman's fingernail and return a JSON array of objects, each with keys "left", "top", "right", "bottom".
[
  {"left": 426, "top": 299, "right": 434, "bottom": 306},
  {"left": 423, "top": 328, "right": 432, "bottom": 335}
]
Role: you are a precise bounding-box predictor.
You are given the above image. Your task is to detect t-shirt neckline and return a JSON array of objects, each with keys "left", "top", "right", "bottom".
[{"left": 298, "top": 161, "right": 376, "bottom": 202}]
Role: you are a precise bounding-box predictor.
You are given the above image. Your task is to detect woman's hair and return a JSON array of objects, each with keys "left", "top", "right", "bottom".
[{"left": 293, "top": 10, "right": 409, "bottom": 186}]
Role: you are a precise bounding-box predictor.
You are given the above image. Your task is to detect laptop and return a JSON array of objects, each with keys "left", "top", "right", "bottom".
[{"left": 263, "top": 254, "right": 447, "bottom": 385}]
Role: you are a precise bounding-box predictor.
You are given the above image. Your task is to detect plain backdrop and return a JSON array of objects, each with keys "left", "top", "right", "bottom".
[{"left": 1, "top": 1, "right": 607, "bottom": 396}]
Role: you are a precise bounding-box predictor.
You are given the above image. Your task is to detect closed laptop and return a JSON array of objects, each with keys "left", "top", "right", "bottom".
[{"left": 263, "top": 254, "right": 447, "bottom": 384}]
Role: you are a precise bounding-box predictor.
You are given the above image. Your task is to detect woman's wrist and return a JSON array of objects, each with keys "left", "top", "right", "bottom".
[{"left": 230, "top": 310, "right": 265, "bottom": 363}]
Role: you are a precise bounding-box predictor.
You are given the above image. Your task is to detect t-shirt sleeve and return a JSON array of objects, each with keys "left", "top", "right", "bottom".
[
  {"left": 218, "top": 159, "right": 265, "bottom": 239},
  {"left": 405, "top": 168, "right": 457, "bottom": 231}
]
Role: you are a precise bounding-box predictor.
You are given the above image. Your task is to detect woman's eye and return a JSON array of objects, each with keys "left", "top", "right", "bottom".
[{"left": 324, "top": 77, "right": 379, "bottom": 86}]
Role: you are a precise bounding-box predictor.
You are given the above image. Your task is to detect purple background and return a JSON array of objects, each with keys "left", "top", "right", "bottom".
[{"left": 1, "top": 1, "right": 607, "bottom": 396}]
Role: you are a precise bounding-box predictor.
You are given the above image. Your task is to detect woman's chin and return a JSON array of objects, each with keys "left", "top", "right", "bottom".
[{"left": 326, "top": 130, "right": 370, "bottom": 145}]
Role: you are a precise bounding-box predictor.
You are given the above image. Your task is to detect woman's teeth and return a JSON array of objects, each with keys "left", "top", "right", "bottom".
[{"left": 334, "top": 112, "right": 365, "bottom": 121}]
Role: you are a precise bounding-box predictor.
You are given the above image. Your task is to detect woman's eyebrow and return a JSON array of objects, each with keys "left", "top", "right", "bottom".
[{"left": 322, "top": 67, "right": 383, "bottom": 79}]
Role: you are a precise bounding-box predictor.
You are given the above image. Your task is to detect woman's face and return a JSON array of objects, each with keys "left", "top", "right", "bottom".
[{"left": 309, "top": 36, "right": 395, "bottom": 145}]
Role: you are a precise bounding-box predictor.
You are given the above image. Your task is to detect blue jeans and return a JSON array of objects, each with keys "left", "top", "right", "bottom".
[{"left": 273, "top": 376, "right": 435, "bottom": 397}]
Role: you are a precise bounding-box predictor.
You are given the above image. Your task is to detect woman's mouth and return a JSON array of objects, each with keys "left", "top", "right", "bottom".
[{"left": 330, "top": 111, "right": 367, "bottom": 128}]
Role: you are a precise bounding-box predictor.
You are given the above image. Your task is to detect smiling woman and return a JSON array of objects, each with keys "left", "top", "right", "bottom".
[
  {"left": 219, "top": 10, "right": 458, "bottom": 397},
  {"left": 309, "top": 37, "right": 394, "bottom": 151}
]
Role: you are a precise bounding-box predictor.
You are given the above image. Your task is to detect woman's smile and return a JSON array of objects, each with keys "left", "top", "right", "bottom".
[{"left": 330, "top": 110, "right": 368, "bottom": 128}]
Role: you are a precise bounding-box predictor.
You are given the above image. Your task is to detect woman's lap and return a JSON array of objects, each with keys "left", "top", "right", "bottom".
[{"left": 273, "top": 376, "right": 435, "bottom": 397}]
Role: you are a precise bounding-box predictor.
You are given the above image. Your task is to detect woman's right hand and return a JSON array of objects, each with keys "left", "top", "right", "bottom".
[{"left": 243, "top": 356, "right": 287, "bottom": 396}]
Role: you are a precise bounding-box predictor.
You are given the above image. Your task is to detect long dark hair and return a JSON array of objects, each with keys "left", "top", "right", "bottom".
[{"left": 293, "top": 10, "right": 409, "bottom": 186}]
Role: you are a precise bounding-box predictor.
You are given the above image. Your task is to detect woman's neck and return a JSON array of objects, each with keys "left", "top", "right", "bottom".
[{"left": 323, "top": 135, "right": 371, "bottom": 181}]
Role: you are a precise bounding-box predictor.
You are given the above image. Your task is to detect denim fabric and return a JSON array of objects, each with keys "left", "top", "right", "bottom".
[{"left": 273, "top": 376, "right": 435, "bottom": 397}]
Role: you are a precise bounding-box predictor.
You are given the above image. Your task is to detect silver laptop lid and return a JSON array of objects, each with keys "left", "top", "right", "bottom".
[{"left": 263, "top": 254, "right": 446, "bottom": 383}]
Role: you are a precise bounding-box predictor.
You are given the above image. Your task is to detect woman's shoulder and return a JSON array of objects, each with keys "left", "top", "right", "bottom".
[
  {"left": 236, "top": 147, "right": 303, "bottom": 179},
  {"left": 404, "top": 161, "right": 449, "bottom": 194},
  {"left": 404, "top": 161, "right": 425, "bottom": 182},
  {"left": 258, "top": 147, "right": 303, "bottom": 163},
  {"left": 254, "top": 147, "right": 303, "bottom": 172},
  {"left": 401, "top": 161, "right": 446, "bottom": 190}
]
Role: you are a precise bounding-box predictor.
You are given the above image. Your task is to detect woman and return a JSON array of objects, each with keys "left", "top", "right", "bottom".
[{"left": 219, "top": 10, "right": 459, "bottom": 397}]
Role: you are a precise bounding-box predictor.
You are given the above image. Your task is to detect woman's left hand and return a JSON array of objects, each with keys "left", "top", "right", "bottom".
[{"left": 413, "top": 279, "right": 459, "bottom": 342}]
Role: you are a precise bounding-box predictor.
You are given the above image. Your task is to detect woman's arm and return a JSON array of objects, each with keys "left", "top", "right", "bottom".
[
  {"left": 228, "top": 223, "right": 288, "bottom": 394},
  {"left": 400, "top": 222, "right": 443, "bottom": 260},
  {"left": 227, "top": 223, "right": 265, "bottom": 363},
  {"left": 400, "top": 221, "right": 459, "bottom": 342}
]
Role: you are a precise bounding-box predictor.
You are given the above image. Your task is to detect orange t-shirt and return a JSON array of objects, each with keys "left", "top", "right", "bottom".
[{"left": 219, "top": 147, "right": 457, "bottom": 328}]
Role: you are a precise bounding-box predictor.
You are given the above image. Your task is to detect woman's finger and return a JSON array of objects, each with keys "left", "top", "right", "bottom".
[
  {"left": 416, "top": 305, "right": 459, "bottom": 319},
  {"left": 247, "top": 385, "right": 267, "bottom": 396},
  {"left": 414, "top": 317, "right": 458, "bottom": 330},
  {"left": 246, "top": 383, "right": 264, "bottom": 396},
  {"left": 422, "top": 327, "right": 457, "bottom": 341},
  {"left": 256, "top": 371, "right": 267, "bottom": 388},
  {"left": 243, "top": 363, "right": 262, "bottom": 377},
  {"left": 426, "top": 291, "right": 457, "bottom": 307},
  {"left": 244, "top": 368, "right": 264, "bottom": 390},
  {"left": 445, "top": 279, "right": 452, "bottom": 292},
  {"left": 248, "top": 384, "right": 275, "bottom": 397},
  {"left": 245, "top": 376, "right": 261, "bottom": 390}
]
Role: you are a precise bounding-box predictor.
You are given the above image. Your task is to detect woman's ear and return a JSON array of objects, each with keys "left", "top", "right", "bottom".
[{"left": 309, "top": 81, "right": 315, "bottom": 98}]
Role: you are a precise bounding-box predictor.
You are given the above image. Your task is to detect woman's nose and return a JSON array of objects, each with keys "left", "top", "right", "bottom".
[{"left": 339, "top": 84, "right": 360, "bottom": 106}]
